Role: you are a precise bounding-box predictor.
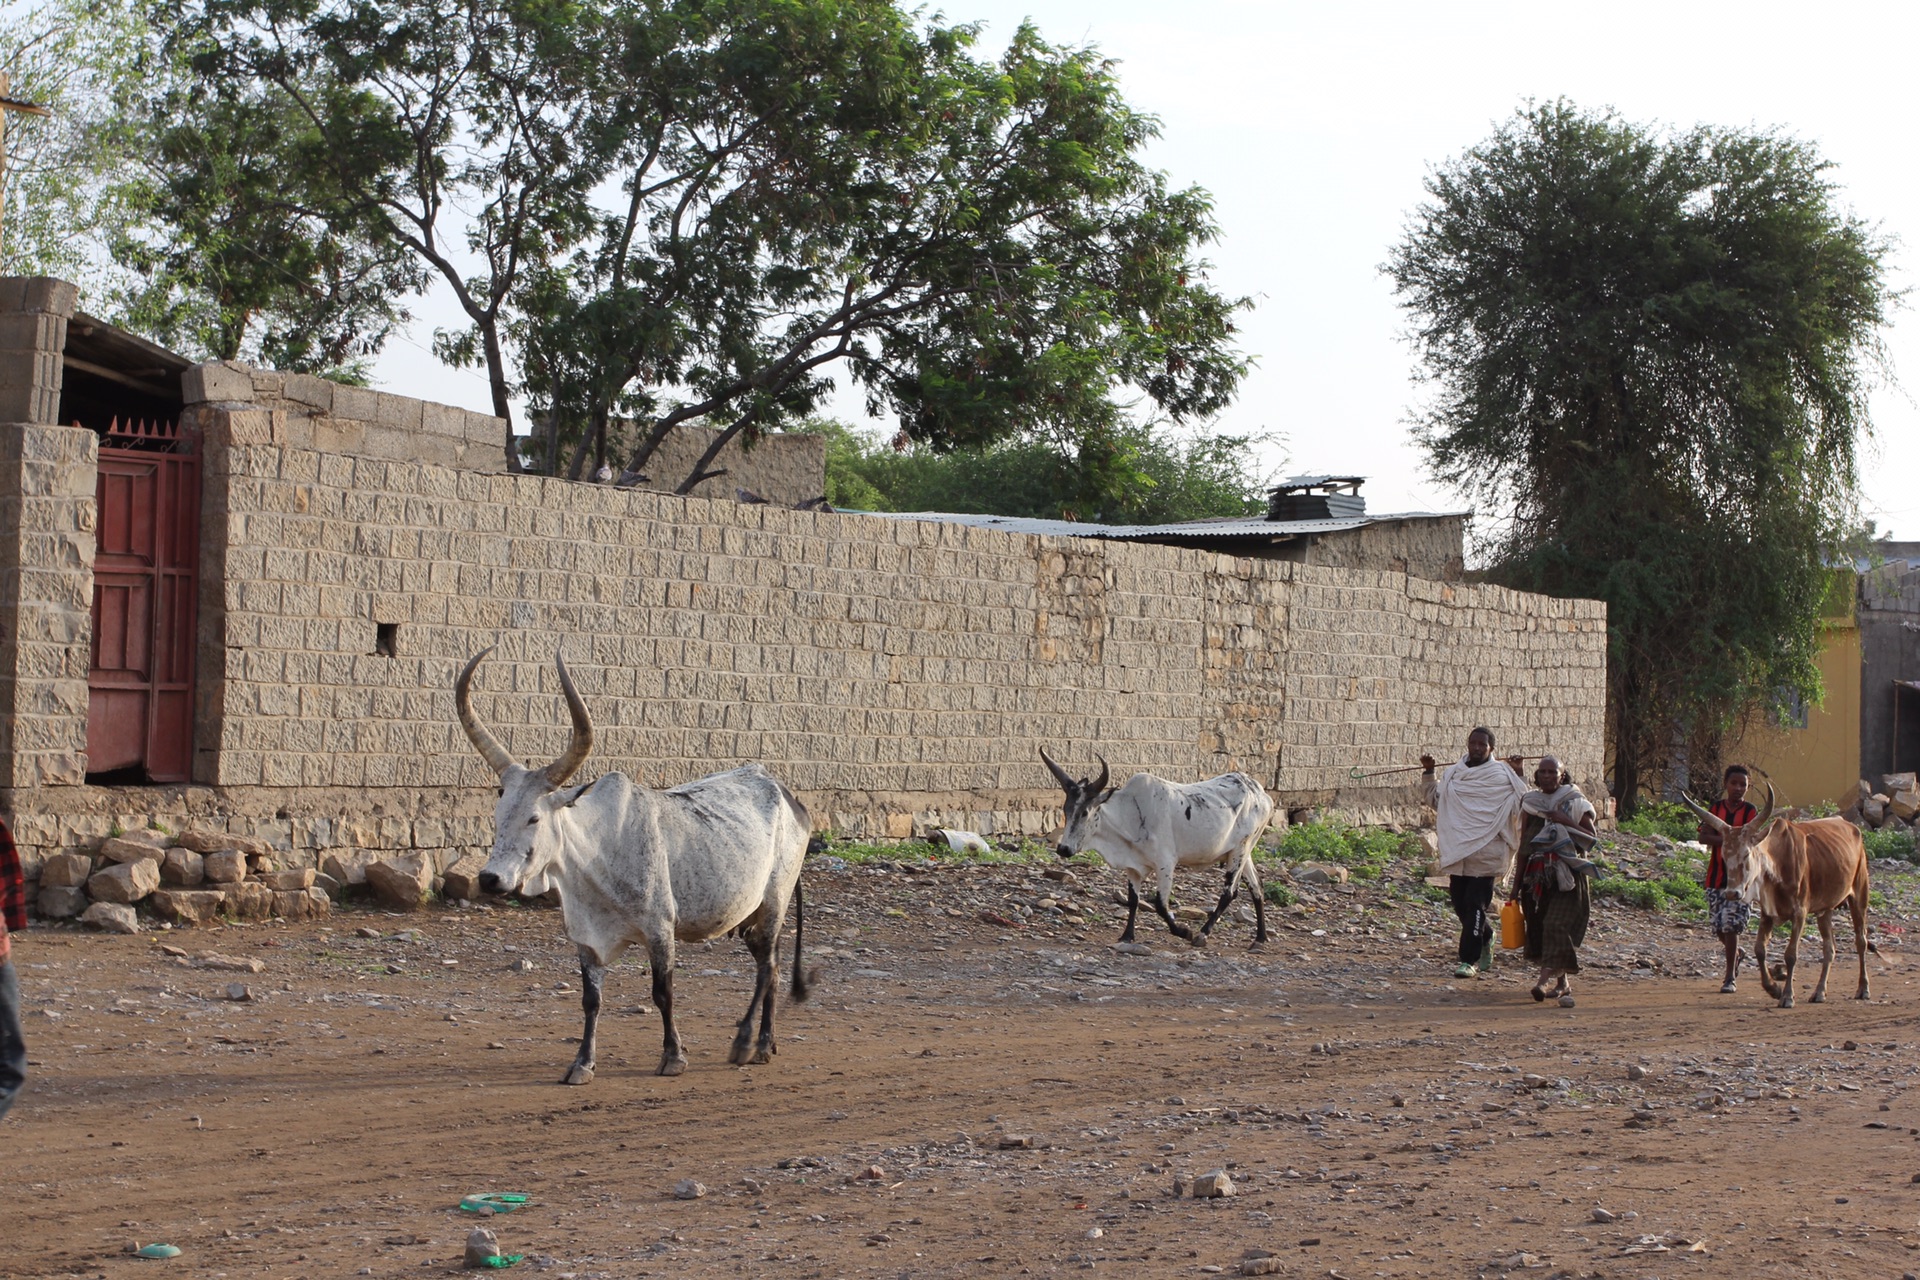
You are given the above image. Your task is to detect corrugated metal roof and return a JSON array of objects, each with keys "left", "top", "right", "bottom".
[
  {"left": 865, "top": 509, "right": 1464, "bottom": 542},
  {"left": 1271, "top": 474, "right": 1366, "bottom": 490}
]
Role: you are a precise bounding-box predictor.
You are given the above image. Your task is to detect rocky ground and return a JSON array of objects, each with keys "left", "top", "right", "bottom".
[{"left": 8, "top": 834, "right": 1920, "bottom": 1279}]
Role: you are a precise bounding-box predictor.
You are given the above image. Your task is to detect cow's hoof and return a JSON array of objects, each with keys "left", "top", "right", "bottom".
[
  {"left": 1187, "top": 933, "right": 1208, "bottom": 948},
  {"left": 561, "top": 1064, "right": 595, "bottom": 1086},
  {"left": 1810, "top": 993, "right": 1826, "bottom": 1004},
  {"left": 657, "top": 1055, "right": 687, "bottom": 1077},
  {"left": 1856, "top": 990, "right": 1871, "bottom": 1001},
  {"left": 1779, "top": 997, "right": 1794, "bottom": 1009},
  {"left": 749, "top": 1043, "right": 773, "bottom": 1065},
  {"left": 1248, "top": 939, "right": 1268, "bottom": 952}
]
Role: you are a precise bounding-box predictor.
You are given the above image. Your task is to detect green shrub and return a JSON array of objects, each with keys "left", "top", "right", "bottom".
[
  {"left": 1264, "top": 882, "right": 1298, "bottom": 907},
  {"left": 1593, "top": 875, "right": 1666, "bottom": 910},
  {"left": 1618, "top": 800, "right": 1698, "bottom": 842},
  {"left": 1864, "top": 828, "right": 1918, "bottom": 862},
  {"left": 1269, "top": 820, "right": 1419, "bottom": 882}
]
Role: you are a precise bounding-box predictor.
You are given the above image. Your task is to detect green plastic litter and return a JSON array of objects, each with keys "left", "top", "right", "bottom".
[
  {"left": 458, "top": 1193, "right": 530, "bottom": 1214},
  {"left": 480, "top": 1255, "right": 525, "bottom": 1269},
  {"left": 134, "top": 1244, "right": 182, "bottom": 1259}
]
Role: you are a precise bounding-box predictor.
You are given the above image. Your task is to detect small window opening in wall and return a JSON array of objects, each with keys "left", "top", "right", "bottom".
[{"left": 376, "top": 622, "right": 399, "bottom": 658}]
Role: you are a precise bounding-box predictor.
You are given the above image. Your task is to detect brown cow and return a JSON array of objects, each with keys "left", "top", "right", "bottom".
[{"left": 1681, "top": 783, "right": 1870, "bottom": 1008}]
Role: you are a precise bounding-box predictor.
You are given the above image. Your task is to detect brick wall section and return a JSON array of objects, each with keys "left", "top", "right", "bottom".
[
  {"left": 1, "top": 406, "right": 1606, "bottom": 883},
  {"left": 624, "top": 422, "right": 828, "bottom": 507},
  {"left": 0, "top": 422, "right": 96, "bottom": 790}
]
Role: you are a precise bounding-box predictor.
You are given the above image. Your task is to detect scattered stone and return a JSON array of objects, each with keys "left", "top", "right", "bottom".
[
  {"left": 36, "top": 886, "right": 87, "bottom": 919},
  {"left": 1591, "top": 1207, "right": 1617, "bottom": 1223},
  {"left": 998, "top": 1135, "right": 1035, "bottom": 1149},
  {"left": 463, "top": 1227, "right": 501, "bottom": 1269},
  {"left": 195, "top": 953, "right": 266, "bottom": 973},
  {"left": 1170, "top": 1174, "right": 1194, "bottom": 1197},
  {"left": 97, "top": 834, "right": 169, "bottom": 864},
  {"left": 150, "top": 889, "right": 227, "bottom": 927},
  {"left": 1113, "top": 942, "right": 1152, "bottom": 956},
  {"left": 1242, "top": 1259, "right": 1285, "bottom": 1276},
  {"left": 1192, "top": 1169, "right": 1236, "bottom": 1198},
  {"left": 1174, "top": 905, "right": 1210, "bottom": 923},
  {"left": 220, "top": 882, "right": 274, "bottom": 922},
  {"left": 441, "top": 855, "right": 488, "bottom": 902},
  {"left": 355, "top": 926, "right": 382, "bottom": 939},
  {"left": 672, "top": 1180, "right": 707, "bottom": 1200},
  {"left": 80, "top": 902, "right": 140, "bottom": 934},
  {"left": 511, "top": 958, "right": 537, "bottom": 973},
  {"left": 88, "top": 859, "right": 161, "bottom": 905},
  {"left": 366, "top": 856, "right": 433, "bottom": 911},
  {"left": 160, "top": 848, "right": 206, "bottom": 887},
  {"left": 1626, "top": 1064, "right": 1647, "bottom": 1081},
  {"left": 855, "top": 1164, "right": 887, "bottom": 1181},
  {"left": 1291, "top": 862, "right": 1349, "bottom": 887},
  {"left": 221, "top": 983, "right": 252, "bottom": 1001},
  {"left": 1892, "top": 789, "right": 1920, "bottom": 823},
  {"left": 38, "top": 852, "right": 94, "bottom": 888},
  {"left": 202, "top": 850, "right": 247, "bottom": 884},
  {"left": 321, "top": 849, "right": 377, "bottom": 888}
]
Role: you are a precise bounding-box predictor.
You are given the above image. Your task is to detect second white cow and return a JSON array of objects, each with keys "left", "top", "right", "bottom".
[{"left": 1042, "top": 749, "right": 1272, "bottom": 947}]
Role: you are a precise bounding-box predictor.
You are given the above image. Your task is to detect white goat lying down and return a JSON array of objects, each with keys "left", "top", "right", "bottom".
[
  {"left": 457, "top": 648, "right": 813, "bottom": 1080},
  {"left": 1041, "top": 748, "right": 1272, "bottom": 947}
]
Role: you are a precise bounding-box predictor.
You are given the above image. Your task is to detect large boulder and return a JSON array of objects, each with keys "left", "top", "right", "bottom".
[
  {"left": 97, "top": 835, "right": 168, "bottom": 865},
  {"left": 80, "top": 901, "right": 140, "bottom": 933},
  {"left": 1884, "top": 772, "right": 1919, "bottom": 796},
  {"left": 440, "top": 854, "right": 487, "bottom": 902},
  {"left": 263, "top": 867, "right": 315, "bottom": 891},
  {"left": 320, "top": 849, "right": 376, "bottom": 889},
  {"left": 1864, "top": 795, "right": 1890, "bottom": 829},
  {"left": 37, "top": 886, "right": 87, "bottom": 918},
  {"left": 160, "top": 848, "right": 206, "bottom": 887},
  {"left": 366, "top": 855, "right": 432, "bottom": 911},
  {"left": 38, "top": 852, "right": 94, "bottom": 888},
  {"left": 220, "top": 881, "right": 274, "bottom": 922},
  {"left": 87, "top": 858, "right": 161, "bottom": 905},
  {"left": 174, "top": 829, "right": 240, "bottom": 854},
  {"left": 150, "top": 889, "right": 227, "bottom": 927},
  {"left": 1891, "top": 790, "right": 1920, "bottom": 824},
  {"left": 1292, "top": 862, "right": 1350, "bottom": 887},
  {"left": 202, "top": 850, "right": 247, "bottom": 884}
]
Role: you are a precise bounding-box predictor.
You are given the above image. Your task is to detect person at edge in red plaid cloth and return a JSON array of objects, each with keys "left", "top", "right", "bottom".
[
  {"left": 0, "top": 814, "right": 25, "bottom": 1122},
  {"left": 1697, "top": 763, "right": 1758, "bottom": 995}
]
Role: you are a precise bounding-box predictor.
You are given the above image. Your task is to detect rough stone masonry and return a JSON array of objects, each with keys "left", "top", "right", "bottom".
[{"left": 0, "top": 352, "right": 1607, "bottom": 903}]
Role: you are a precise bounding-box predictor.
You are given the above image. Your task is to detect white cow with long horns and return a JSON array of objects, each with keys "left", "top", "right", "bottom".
[
  {"left": 1041, "top": 748, "right": 1273, "bottom": 948},
  {"left": 456, "top": 647, "right": 814, "bottom": 1080}
]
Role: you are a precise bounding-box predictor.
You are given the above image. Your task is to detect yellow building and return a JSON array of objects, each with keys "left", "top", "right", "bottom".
[{"left": 1722, "top": 576, "right": 1862, "bottom": 810}]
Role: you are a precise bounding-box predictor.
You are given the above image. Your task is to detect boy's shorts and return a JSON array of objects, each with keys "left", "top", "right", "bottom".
[{"left": 1707, "top": 886, "right": 1751, "bottom": 937}]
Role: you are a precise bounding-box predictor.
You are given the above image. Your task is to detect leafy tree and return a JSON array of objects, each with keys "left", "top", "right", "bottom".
[
  {"left": 1386, "top": 102, "right": 1894, "bottom": 813},
  {"left": 808, "top": 416, "right": 1277, "bottom": 523},
  {"left": 0, "top": 0, "right": 150, "bottom": 288},
  {"left": 153, "top": 0, "right": 1248, "bottom": 483}
]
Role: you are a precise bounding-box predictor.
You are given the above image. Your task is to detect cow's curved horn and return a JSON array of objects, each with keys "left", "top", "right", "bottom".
[
  {"left": 544, "top": 651, "right": 594, "bottom": 786},
  {"left": 1678, "top": 791, "right": 1727, "bottom": 833},
  {"left": 1040, "top": 746, "right": 1077, "bottom": 791},
  {"left": 1750, "top": 779, "right": 1776, "bottom": 829},
  {"left": 1091, "top": 754, "right": 1109, "bottom": 794},
  {"left": 455, "top": 647, "right": 514, "bottom": 777}
]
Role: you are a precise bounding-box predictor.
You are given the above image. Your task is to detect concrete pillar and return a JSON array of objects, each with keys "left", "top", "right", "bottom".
[{"left": 0, "top": 276, "right": 79, "bottom": 425}]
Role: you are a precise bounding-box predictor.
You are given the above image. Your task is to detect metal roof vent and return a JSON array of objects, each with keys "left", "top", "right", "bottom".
[{"left": 1266, "top": 475, "right": 1366, "bottom": 521}]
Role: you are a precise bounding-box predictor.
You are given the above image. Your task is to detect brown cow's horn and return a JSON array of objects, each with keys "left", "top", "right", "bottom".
[
  {"left": 455, "top": 647, "right": 514, "bottom": 777},
  {"left": 1091, "top": 754, "right": 1110, "bottom": 794},
  {"left": 1750, "top": 780, "right": 1776, "bottom": 829},
  {"left": 544, "top": 651, "right": 594, "bottom": 786},
  {"left": 1678, "top": 791, "right": 1726, "bottom": 833}
]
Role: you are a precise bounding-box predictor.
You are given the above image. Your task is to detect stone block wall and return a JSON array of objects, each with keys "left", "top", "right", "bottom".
[
  {"left": 0, "top": 398, "right": 1607, "bottom": 891},
  {"left": 0, "top": 278, "right": 78, "bottom": 426},
  {"left": 622, "top": 422, "right": 828, "bottom": 507},
  {"left": 0, "top": 422, "right": 96, "bottom": 789}
]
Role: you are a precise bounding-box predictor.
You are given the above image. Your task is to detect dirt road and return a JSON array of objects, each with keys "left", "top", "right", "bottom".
[{"left": 7, "top": 858, "right": 1918, "bottom": 1279}]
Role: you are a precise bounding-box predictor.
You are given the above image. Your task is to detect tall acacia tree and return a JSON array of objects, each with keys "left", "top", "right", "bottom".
[
  {"left": 154, "top": 0, "right": 1246, "bottom": 487},
  {"left": 1387, "top": 102, "right": 1894, "bottom": 811}
]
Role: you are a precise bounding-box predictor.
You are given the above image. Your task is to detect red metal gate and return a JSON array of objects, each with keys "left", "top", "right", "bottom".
[{"left": 88, "top": 419, "right": 199, "bottom": 782}]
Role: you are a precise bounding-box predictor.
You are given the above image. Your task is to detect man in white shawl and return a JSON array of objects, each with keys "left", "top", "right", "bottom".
[{"left": 1421, "top": 727, "right": 1528, "bottom": 979}]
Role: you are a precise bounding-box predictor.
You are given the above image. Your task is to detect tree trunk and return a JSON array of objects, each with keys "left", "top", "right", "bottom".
[{"left": 483, "top": 323, "right": 522, "bottom": 473}]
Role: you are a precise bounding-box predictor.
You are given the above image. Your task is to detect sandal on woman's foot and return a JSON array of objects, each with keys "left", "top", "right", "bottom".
[{"left": 1531, "top": 984, "right": 1549, "bottom": 1002}]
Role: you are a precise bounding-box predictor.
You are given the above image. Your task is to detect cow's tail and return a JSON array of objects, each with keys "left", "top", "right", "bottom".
[{"left": 789, "top": 878, "right": 815, "bottom": 1002}]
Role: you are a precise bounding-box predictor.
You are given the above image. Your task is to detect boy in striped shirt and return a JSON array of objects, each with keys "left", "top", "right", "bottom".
[{"left": 1697, "top": 764, "right": 1758, "bottom": 994}]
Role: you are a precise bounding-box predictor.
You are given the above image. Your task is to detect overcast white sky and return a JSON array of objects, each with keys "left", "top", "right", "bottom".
[{"left": 371, "top": 0, "right": 1920, "bottom": 539}]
